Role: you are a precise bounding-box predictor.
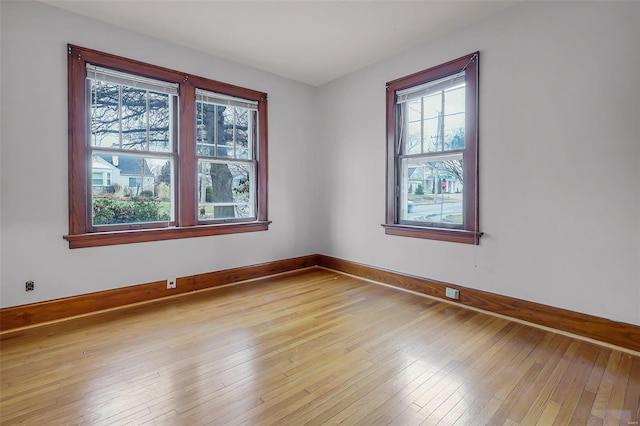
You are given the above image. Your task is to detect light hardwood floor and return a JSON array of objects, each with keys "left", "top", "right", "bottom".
[{"left": 1, "top": 268, "right": 639, "bottom": 425}]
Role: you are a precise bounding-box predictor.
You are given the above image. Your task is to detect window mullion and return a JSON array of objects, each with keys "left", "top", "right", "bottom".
[
  {"left": 233, "top": 107, "right": 237, "bottom": 159},
  {"left": 146, "top": 91, "right": 150, "bottom": 151},
  {"left": 420, "top": 97, "right": 424, "bottom": 154},
  {"left": 440, "top": 90, "right": 445, "bottom": 152},
  {"left": 179, "top": 83, "right": 196, "bottom": 227},
  {"left": 118, "top": 86, "right": 123, "bottom": 149},
  {"left": 397, "top": 104, "right": 404, "bottom": 156},
  {"left": 249, "top": 109, "right": 253, "bottom": 158},
  {"left": 214, "top": 105, "right": 218, "bottom": 157}
]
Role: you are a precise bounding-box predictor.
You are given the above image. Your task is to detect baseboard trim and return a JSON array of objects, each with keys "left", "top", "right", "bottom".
[
  {"left": 315, "top": 255, "right": 640, "bottom": 353},
  {"left": 0, "top": 254, "right": 318, "bottom": 333},
  {"left": 2, "top": 253, "right": 639, "bottom": 353}
]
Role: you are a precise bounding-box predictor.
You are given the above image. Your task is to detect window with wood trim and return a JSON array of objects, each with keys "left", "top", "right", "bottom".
[
  {"left": 383, "top": 52, "right": 481, "bottom": 244},
  {"left": 65, "top": 45, "right": 269, "bottom": 248}
]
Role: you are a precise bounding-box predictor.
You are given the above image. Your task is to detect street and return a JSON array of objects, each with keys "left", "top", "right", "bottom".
[{"left": 406, "top": 201, "right": 462, "bottom": 222}]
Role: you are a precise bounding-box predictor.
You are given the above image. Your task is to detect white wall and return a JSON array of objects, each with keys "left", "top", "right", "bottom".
[
  {"left": 314, "top": 1, "right": 640, "bottom": 325},
  {"left": 0, "top": 1, "right": 319, "bottom": 308}
]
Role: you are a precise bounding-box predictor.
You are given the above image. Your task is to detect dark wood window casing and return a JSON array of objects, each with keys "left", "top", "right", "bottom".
[
  {"left": 383, "top": 52, "right": 481, "bottom": 245},
  {"left": 65, "top": 45, "right": 269, "bottom": 248}
]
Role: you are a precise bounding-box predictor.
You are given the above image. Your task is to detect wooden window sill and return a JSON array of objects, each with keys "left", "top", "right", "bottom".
[
  {"left": 382, "top": 224, "right": 482, "bottom": 245},
  {"left": 64, "top": 221, "right": 271, "bottom": 248}
]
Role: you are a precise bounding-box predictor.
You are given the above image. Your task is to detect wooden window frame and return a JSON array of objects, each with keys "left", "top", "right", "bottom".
[
  {"left": 383, "top": 52, "right": 481, "bottom": 245},
  {"left": 64, "top": 45, "right": 269, "bottom": 249}
]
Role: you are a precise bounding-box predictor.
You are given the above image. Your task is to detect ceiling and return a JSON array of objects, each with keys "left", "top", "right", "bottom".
[{"left": 43, "top": 1, "right": 519, "bottom": 86}]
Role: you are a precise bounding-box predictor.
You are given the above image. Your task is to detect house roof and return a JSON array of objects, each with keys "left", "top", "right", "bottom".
[{"left": 97, "top": 155, "right": 153, "bottom": 176}]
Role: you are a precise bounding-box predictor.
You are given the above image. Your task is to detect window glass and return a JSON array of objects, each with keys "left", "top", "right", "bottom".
[
  {"left": 91, "top": 155, "right": 173, "bottom": 227},
  {"left": 120, "top": 87, "right": 146, "bottom": 150},
  {"left": 148, "top": 92, "right": 171, "bottom": 153},
  {"left": 400, "top": 156, "right": 463, "bottom": 227},
  {"left": 90, "top": 79, "right": 173, "bottom": 153},
  {"left": 90, "top": 81, "right": 120, "bottom": 149},
  {"left": 196, "top": 102, "right": 255, "bottom": 160},
  {"left": 197, "top": 160, "right": 255, "bottom": 221}
]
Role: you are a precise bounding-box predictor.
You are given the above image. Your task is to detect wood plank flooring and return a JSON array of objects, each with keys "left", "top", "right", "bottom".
[{"left": 1, "top": 268, "right": 639, "bottom": 425}]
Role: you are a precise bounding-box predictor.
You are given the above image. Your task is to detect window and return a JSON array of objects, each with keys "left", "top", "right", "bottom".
[
  {"left": 65, "top": 45, "right": 269, "bottom": 248},
  {"left": 91, "top": 171, "right": 112, "bottom": 187},
  {"left": 195, "top": 89, "right": 257, "bottom": 221},
  {"left": 92, "top": 172, "right": 104, "bottom": 186},
  {"left": 383, "top": 52, "right": 481, "bottom": 244}
]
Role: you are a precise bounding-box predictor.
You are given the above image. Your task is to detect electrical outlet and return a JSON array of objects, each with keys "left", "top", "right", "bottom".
[
  {"left": 25, "top": 280, "right": 35, "bottom": 292},
  {"left": 167, "top": 278, "right": 177, "bottom": 289},
  {"left": 445, "top": 287, "right": 459, "bottom": 300}
]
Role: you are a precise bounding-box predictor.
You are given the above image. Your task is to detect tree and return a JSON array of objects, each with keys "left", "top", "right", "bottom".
[
  {"left": 158, "top": 162, "right": 171, "bottom": 185},
  {"left": 90, "top": 82, "right": 170, "bottom": 150},
  {"left": 442, "top": 128, "right": 465, "bottom": 184}
]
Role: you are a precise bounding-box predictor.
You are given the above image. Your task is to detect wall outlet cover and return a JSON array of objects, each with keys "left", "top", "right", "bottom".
[{"left": 445, "top": 287, "right": 459, "bottom": 300}]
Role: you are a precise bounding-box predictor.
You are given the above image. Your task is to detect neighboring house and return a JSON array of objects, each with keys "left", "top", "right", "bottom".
[
  {"left": 92, "top": 155, "right": 155, "bottom": 196},
  {"left": 407, "top": 165, "right": 462, "bottom": 195}
]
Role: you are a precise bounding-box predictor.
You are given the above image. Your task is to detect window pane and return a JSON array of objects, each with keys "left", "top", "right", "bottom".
[
  {"left": 121, "top": 87, "right": 147, "bottom": 150},
  {"left": 401, "top": 156, "right": 463, "bottom": 226},
  {"left": 217, "top": 107, "right": 235, "bottom": 158},
  {"left": 403, "top": 88, "right": 466, "bottom": 154},
  {"left": 423, "top": 116, "right": 440, "bottom": 153},
  {"left": 148, "top": 92, "right": 171, "bottom": 152},
  {"left": 90, "top": 80, "right": 120, "bottom": 148},
  {"left": 423, "top": 93, "right": 442, "bottom": 153},
  {"left": 196, "top": 102, "right": 216, "bottom": 157},
  {"left": 235, "top": 108, "right": 250, "bottom": 159},
  {"left": 406, "top": 99, "right": 422, "bottom": 122},
  {"left": 443, "top": 85, "right": 466, "bottom": 150},
  {"left": 423, "top": 92, "right": 441, "bottom": 120},
  {"left": 91, "top": 155, "right": 173, "bottom": 226},
  {"left": 197, "top": 160, "right": 254, "bottom": 221},
  {"left": 196, "top": 101, "right": 255, "bottom": 160},
  {"left": 445, "top": 85, "right": 465, "bottom": 115},
  {"left": 89, "top": 78, "right": 175, "bottom": 153},
  {"left": 406, "top": 120, "right": 422, "bottom": 155}
]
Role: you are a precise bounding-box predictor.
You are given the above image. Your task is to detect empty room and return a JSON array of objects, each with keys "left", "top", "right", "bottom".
[{"left": 1, "top": 0, "right": 639, "bottom": 424}]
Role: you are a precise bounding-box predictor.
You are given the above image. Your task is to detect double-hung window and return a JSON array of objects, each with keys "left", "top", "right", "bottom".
[
  {"left": 86, "top": 65, "right": 178, "bottom": 230},
  {"left": 384, "top": 52, "right": 481, "bottom": 244},
  {"left": 65, "top": 45, "right": 269, "bottom": 248}
]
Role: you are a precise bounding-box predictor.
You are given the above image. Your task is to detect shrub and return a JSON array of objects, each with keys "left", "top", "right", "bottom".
[
  {"left": 415, "top": 183, "right": 424, "bottom": 195},
  {"left": 92, "top": 197, "right": 170, "bottom": 225},
  {"left": 104, "top": 183, "right": 120, "bottom": 194}
]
